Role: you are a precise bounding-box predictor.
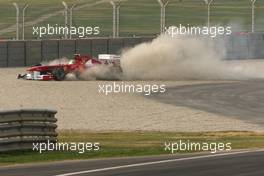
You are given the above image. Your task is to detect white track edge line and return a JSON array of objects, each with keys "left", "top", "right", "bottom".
[{"left": 54, "top": 149, "right": 264, "bottom": 176}]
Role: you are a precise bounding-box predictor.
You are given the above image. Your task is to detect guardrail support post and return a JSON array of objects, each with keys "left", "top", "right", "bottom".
[
  {"left": 22, "top": 4, "right": 29, "bottom": 40},
  {"left": 69, "top": 4, "right": 77, "bottom": 39},
  {"left": 204, "top": 0, "right": 214, "bottom": 29},
  {"left": 157, "top": 0, "right": 170, "bottom": 34},
  {"left": 110, "top": 0, "right": 122, "bottom": 38},
  {"left": 13, "top": 3, "right": 20, "bottom": 40},
  {"left": 251, "top": 0, "right": 257, "bottom": 33},
  {"left": 62, "top": 1, "right": 69, "bottom": 39}
]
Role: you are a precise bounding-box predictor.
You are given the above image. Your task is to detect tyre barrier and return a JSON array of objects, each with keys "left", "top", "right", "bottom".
[{"left": 0, "top": 109, "right": 57, "bottom": 152}]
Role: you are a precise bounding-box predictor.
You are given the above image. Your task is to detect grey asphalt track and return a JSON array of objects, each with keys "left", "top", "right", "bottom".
[
  {"left": 150, "top": 81, "right": 264, "bottom": 125},
  {"left": 0, "top": 150, "right": 263, "bottom": 176}
]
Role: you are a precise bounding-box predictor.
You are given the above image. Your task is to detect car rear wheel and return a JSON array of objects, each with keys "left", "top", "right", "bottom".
[{"left": 52, "top": 68, "right": 66, "bottom": 81}]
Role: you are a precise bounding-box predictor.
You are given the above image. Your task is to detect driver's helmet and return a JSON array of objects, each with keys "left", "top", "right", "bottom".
[{"left": 68, "top": 60, "right": 75, "bottom": 64}]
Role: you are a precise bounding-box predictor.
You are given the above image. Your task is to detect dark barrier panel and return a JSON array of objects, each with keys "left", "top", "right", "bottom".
[
  {"left": 223, "top": 35, "right": 234, "bottom": 59},
  {"left": 1, "top": 35, "right": 264, "bottom": 68},
  {"left": 91, "top": 38, "right": 108, "bottom": 57},
  {"left": 59, "top": 40, "right": 76, "bottom": 59},
  {"left": 248, "top": 33, "right": 264, "bottom": 59},
  {"left": 8, "top": 41, "right": 25, "bottom": 67},
  {"left": 141, "top": 37, "right": 154, "bottom": 43},
  {"left": 41, "top": 40, "right": 59, "bottom": 61},
  {"left": 0, "top": 41, "right": 7, "bottom": 67},
  {"left": 258, "top": 34, "right": 264, "bottom": 58},
  {"left": 231, "top": 35, "right": 249, "bottom": 59},
  {"left": 123, "top": 37, "right": 142, "bottom": 49},
  {"left": 76, "top": 39, "right": 92, "bottom": 55},
  {"left": 109, "top": 38, "right": 124, "bottom": 54},
  {"left": 26, "top": 41, "right": 41, "bottom": 66}
]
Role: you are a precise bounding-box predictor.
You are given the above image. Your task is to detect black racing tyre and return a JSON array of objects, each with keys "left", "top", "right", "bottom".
[{"left": 52, "top": 68, "right": 66, "bottom": 81}]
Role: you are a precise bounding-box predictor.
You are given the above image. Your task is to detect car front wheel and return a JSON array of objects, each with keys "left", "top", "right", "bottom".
[{"left": 52, "top": 68, "right": 66, "bottom": 81}]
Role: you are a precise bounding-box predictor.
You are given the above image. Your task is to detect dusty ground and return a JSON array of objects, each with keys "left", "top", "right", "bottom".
[{"left": 0, "top": 60, "right": 264, "bottom": 132}]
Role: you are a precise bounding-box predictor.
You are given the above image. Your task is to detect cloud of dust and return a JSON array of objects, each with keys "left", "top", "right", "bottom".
[
  {"left": 120, "top": 35, "right": 263, "bottom": 80},
  {"left": 72, "top": 64, "right": 122, "bottom": 81},
  {"left": 41, "top": 34, "right": 264, "bottom": 81},
  {"left": 65, "top": 64, "right": 122, "bottom": 81},
  {"left": 41, "top": 57, "right": 70, "bottom": 66}
]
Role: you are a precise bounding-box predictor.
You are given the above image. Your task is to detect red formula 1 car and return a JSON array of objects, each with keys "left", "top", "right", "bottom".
[{"left": 18, "top": 54, "right": 121, "bottom": 81}]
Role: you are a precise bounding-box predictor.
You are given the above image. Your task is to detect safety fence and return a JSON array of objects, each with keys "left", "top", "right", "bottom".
[
  {"left": 0, "top": 109, "right": 57, "bottom": 152},
  {"left": 1, "top": 0, "right": 264, "bottom": 40}
]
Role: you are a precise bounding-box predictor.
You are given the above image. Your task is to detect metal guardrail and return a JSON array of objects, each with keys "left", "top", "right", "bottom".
[{"left": 0, "top": 109, "right": 58, "bottom": 152}]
